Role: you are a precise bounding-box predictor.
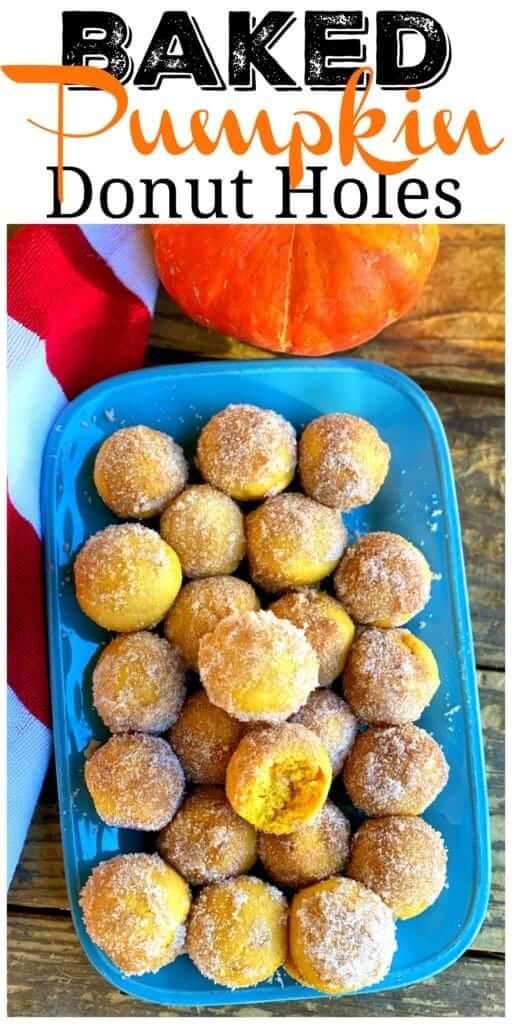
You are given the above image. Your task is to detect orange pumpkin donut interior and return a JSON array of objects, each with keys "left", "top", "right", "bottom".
[{"left": 226, "top": 723, "right": 332, "bottom": 834}]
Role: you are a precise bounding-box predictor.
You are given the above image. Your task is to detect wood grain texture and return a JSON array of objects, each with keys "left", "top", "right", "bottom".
[
  {"left": 7, "top": 912, "right": 504, "bottom": 1018},
  {"left": 432, "top": 392, "right": 504, "bottom": 667},
  {"left": 7, "top": 672, "right": 504, "bottom": 956},
  {"left": 148, "top": 226, "right": 505, "bottom": 393}
]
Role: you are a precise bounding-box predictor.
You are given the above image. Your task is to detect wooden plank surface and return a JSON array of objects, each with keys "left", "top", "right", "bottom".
[
  {"left": 7, "top": 669, "right": 504, "bottom": 956},
  {"left": 148, "top": 226, "right": 505, "bottom": 394},
  {"left": 7, "top": 912, "right": 504, "bottom": 1018},
  {"left": 435, "top": 392, "right": 504, "bottom": 667}
]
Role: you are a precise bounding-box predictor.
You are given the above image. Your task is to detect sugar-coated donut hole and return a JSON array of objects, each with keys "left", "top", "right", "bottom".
[
  {"left": 226, "top": 723, "right": 332, "bottom": 834},
  {"left": 158, "top": 786, "right": 257, "bottom": 886},
  {"left": 258, "top": 800, "right": 351, "bottom": 889},
  {"left": 92, "top": 631, "right": 186, "bottom": 733},
  {"left": 246, "top": 493, "right": 347, "bottom": 592},
  {"left": 80, "top": 852, "right": 191, "bottom": 976},
  {"left": 160, "top": 484, "right": 245, "bottom": 578},
  {"left": 94, "top": 425, "right": 188, "bottom": 518},
  {"left": 334, "top": 531, "right": 432, "bottom": 627},
  {"left": 269, "top": 590, "right": 355, "bottom": 686},
  {"left": 290, "top": 689, "right": 357, "bottom": 776},
  {"left": 342, "top": 627, "right": 440, "bottom": 725},
  {"left": 186, "top": 875, "right": 288, "bottom": 988},
  {"left": 347, "top": 815, "right": 447, "bottom": 919},
  {"left": 74, "top": 523, "right": 182, "bottom": 632},
  {"left": 84, "top": 733, "right": 185, "bottom": 831},
  {"left": 169, "top": 689, "right": 245, "bottom": 785},
  {"left": 195, "top": 403, "right": 297, "bottom": 501},
  {"left": 299, "top": 413, "right": 390, "bottom": 511},
  {"left": 289, "top": 877, "right": 397, "bottom": 994},
  {"left": 198, "top": 609, "right": 319, "bottom": 723},
  {"left": 76, "top": 401, "right": 449, "bottom": 995},
  {"left": 164, "top": 576, "right": 259, "bottom": 671},
  {"left": 343, "top": 723, "right": 449, "bottom": 816}
]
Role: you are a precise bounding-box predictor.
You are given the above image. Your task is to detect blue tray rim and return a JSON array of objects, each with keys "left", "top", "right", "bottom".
[{"left": 41, "top": 357, "right": 491, "bottom": 1008}]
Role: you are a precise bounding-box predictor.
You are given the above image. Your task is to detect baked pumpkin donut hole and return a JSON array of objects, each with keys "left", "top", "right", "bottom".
[
  {"left": 94, "top": 425, "right": 188, "bottom": 519},
  {"left": 198, "top": 610, "right": 319, "bottom": 723},
  {"left": 290, "top": 689, "right": 357, "bottom": 776},
  {"left": 289, "top": 877, "right": 396, "bottom": 994},
  {"left": 343, "top": 627, "right": 440, "bottom": 725},
  {"left": 343, "top": 723, "right": 449, "bottom": 816},
  {"left": 160, "top": 484, "right": 245, "bottom": 578},
  {"left": 74, "top": 523, "right": 182, "bottom": 632},
  {"left": 299, "top": 413, "right": 390, "bottom": 511},
  {"left": 246, "top": 493, "right": 347, "bottom": 592},
  {"left": 84, "top": 733, "right": 185, "bottom": 830},
  {"left": 187, "top": 876, "right": 288, "bottom": 988},
  {"left": 226, "top": 723, "right": 332, "bottom": 834},
  {"left": 164, "top": 576, "right": 259, "bottom": 671},
  {"left": 169, "top": 689, "right": 245, "bottom": 785},
  {"left": 334, "top": 531, "right": 432, "bottom": 627},
  {"left": 158, "top": 786, "right": 257, "bottom": 886},
  {"left": 258, "top": 799, "right": 351, "bottom": 889},
  {"left": 196, "top": 403, "right": 297, "bottom": 500},
  {"left": 269, "top": 590, "right": 355, "bottom": 686},
  {"left": 92, "top": 631, "right": 186, "bottom": 734},
  {"left": 347, "top": 815, "right": 447, "bottom": 919},
  {"left": 80, "top": 852, "right": 191, "bottom": 976}
]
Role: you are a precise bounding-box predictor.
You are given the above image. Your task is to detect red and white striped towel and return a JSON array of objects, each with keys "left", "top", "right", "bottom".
[{"left": 7, "top": 225, "right": 159, "bottom": 883}]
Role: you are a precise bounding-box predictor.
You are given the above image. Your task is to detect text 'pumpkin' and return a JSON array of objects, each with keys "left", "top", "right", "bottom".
[{"left": 151, "top": 224, "right": 439, "bottom": 357}]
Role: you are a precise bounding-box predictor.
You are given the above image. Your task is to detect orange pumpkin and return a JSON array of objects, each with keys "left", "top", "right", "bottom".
[{"left": 151, "top": 225, "right": 439, "bottom": 357}]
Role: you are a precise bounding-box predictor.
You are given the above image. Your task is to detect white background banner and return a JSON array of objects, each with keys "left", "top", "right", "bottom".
[{"left": 0, "top": 0, "right": 509, "bottom": 222}]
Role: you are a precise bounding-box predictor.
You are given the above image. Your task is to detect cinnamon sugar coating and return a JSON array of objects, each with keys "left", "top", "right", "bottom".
[
  {"left": 343, "top": 627, "right": 440, "bottom": 725},
  {"left": 347, "top": 815, "right": 447, "bottom": 919},
  {"left": 198, "top": 610, "right": 319, "bottom": 723},
  {"left": 92, "top": 631, "right": 186, "bottom": 733},
  {"left": 246, "top": 493, "right": 347, "bottom": 592},
  {"left": 169, "top": 689, "right": 245, "bottom": 785},
  {"left": 299, "top": 413, "right": 390, "bottom": 511},
  {"left": 80, "top": 852, "right": 190, "bottom": 976},
  {"left": 160, "top": 485, "right": 245, "bottom": 578},
  {"left": 164, "top": 576, "right": 259, "bottom": 671},
  {"left": 270, "top": 589, "right": 354, "bottom": 686},
  {"left": 84, "top": 733, "right": 185, "bottom": 830},
  {"left": 289, "top": 877, "right": 396, "bottom": 994},
  {"left": 187, "top": 876, "right": 288, "bottom": 988},
  {"left": 334, "top": 531, "right": 432, "bottom": 627},
  {"left": 94, "top": 426, "right": 188, "bottom": 519},
  {"left": 343, "top": 723, "right": 449, "bottom": 816},
  {"left": 258, "top": 800, "right": 351, "bottom": 889},
  {"left": 158, "top": 786, "right": 257, "bottom": 886},
  {"left": 196, "top": 404, "right": 296, "bottom": 501},
  {"left": 290, "top": 689, "right": 357, "bottom": 776}
]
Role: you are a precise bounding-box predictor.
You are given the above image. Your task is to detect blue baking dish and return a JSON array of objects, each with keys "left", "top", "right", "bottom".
[{"left": 41, "top": 358, "right": 490, "bottom": 1007}]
